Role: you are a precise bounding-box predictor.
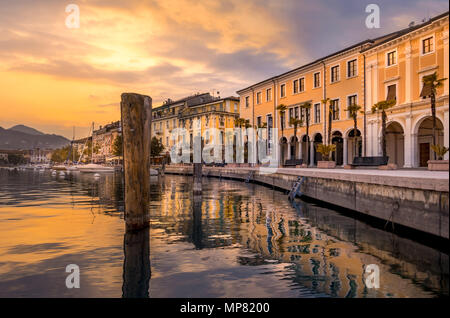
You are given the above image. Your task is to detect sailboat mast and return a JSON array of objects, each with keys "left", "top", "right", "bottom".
[{"left": 91, "top": 122, "right": 94, "bottom": 163}]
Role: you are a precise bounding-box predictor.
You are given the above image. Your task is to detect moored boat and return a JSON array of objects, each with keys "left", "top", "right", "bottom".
[{"left": 78, "top": 163, "right": 115, "bottom": 173}]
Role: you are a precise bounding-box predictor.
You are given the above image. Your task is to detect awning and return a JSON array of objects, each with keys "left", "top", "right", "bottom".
[
  {"left": 386, "top": 85, "right": 396, "bottom": 101},
  {"left": 420, "top": 83, "right": 432, "bottom": 98}
]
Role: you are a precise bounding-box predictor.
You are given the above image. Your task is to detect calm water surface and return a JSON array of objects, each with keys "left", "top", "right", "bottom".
[{"left": 0, "top": 168, "right": 448, "bottom": 297}]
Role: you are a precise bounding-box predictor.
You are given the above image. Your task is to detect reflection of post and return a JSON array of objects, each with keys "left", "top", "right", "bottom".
[
  {"left": 122, "top": 227, "right": 151, "bottom": 298},
  {"left": 192, "top": 195, "right": 203, "bottom": 249},
  {"left": 120, "top": 93, "right": 152, "bottom": 231},
  {"left": 193, "top": 163, "right": 202, "bottom": 194}
]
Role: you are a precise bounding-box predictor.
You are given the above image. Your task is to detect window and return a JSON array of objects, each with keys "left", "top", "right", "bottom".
[
  {"left": 280, "top": 84, "right": 286, "bottom": 98},
  {"left": 299, "top": 78, "right": 305, "bottom": 92},
  {"left": 256, "top": 92, "right": 261, "bottom": 104},
  {"left": 293, "top": 79, "right": 299, "bottom": 94},
  {"left": 314, "top": 103, "right": 321, "bottom": 123},
  {"left": 347, "top": 95, "right": 357, "bottom": 118},
  {"left": 266, "top": 88, "right": 272, "bottom": 101},
  {"left": 422, "top": 36, "right": 434, "bottom": 54},
  {"left": 314, "top": 72, "right": 320, "bottom": 88},
  {"left": 300, "top": 107, "right": 305, "bottom": 123},
  {"left": 331, "top": 99, "right": 339, "bottom": 120},
  {"left": 234, "top": 102, "right": 238, "bottom": 112},
  {"left": 257, "top": 116, "right": 262, "bottom": 127},
  {"left": 386, "top": 84, "right": 396, "bottom": 102},
  {"left": 347, "top": 59, "right": 357, "bottom": 77},
  {"left": 289, "top": 108, "right": 294, "bottom": 123},
  {"left": 166, "top": 136, "right": 169, "bottom": 145},
  {"left": 166, "top": 121, "right": 169, "bottom": 129},
  {"left": 245, "top": 96, "right": 249, "bottom": 108},
  {"left": 173, "top": 119, "right": 176, "bottom": 128},
  {"left": 331, "top": 65, "right": 339, "bottom": 83},
  {"left": 294, "top": 107, "right": 299, "bottom": 119},
  {"left": 387, "top": 51, "right": 396, "bottom": 66}
]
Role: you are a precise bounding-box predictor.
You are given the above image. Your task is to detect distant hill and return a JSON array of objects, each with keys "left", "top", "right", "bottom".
[
  {"left": 0, "top": 125, "right": 70, "bottom": 150},
  {"left": 8, "top": 124, "right": 45, "bottom": 136}
]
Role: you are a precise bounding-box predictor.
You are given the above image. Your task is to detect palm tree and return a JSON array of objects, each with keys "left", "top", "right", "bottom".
[
  {"left": 276, "top": 104, "right": 287, "bottom": 137},
  {"left": 300, "top": 102, "right": 312, "bottom": 164},
  {"left": 321, "top": 98, "right": 331, "bottom": 144},
  {"left": 371, "top": 100, "right": 396, "bottom": 158},
  {"left": 345, "top": 103, "right": 362, "bottom": 159},
  {"left": 422, "top": 72, "right": 447, "bottom": 159},
  {"left": 289, "top": 117, "right": 303, "bottom": 160}
]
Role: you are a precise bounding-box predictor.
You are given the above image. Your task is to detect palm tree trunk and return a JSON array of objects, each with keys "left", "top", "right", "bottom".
[
  {"left": 306, "top": 110, "right": 310, "bottom": 165},
  {"left": 328, "top": 105, "right": 332, "bottom": 145},
  {"left": 431, "top": 93, "right": 437, "bottom": 160},
  {"left": 381, "top": 111, "right": 387, "bottom": 158},
  {"left": 353, "top": 116, "right": 358, "bottom": 158},
  {"left": 293, "top": 126, "right": 297, "bottom": 160}
]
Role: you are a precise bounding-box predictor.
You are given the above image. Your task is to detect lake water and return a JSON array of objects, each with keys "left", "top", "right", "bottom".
[{"left": 0, "top": 168, "right": 448, "bottom": 297}]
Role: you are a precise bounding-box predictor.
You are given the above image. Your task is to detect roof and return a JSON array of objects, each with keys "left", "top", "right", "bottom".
[
  {"left": 361, "top": 11, "right": 449, "bottom": 52},
  {"left": 237, "top": 11, "right": 449, "bottom": 94}
]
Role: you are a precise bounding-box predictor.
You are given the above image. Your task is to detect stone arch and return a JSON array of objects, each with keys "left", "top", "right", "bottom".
[
  {"left": 385, "top": 121, "right": 404, "bottom": 167},
  {"left": 331, "top": 131, "right": 343, "bottom": 165},
  {"left": 414, "top": 115, "right": 444, "bottom": 166},
  {"left": 279, "top": 136, "right": 288, "bottom": 165},
  {"left": 312, "top": 133, "right": 323, "bottom": 164},
  {"left": 345, "top": 128, "right": 362, "bottom": 164},
  {"left": 289, "top": 135, "right": 299, "bottom": 160}
]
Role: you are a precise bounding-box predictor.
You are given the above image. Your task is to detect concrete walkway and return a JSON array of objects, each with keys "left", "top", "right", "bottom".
[{"left": 167, "top": 165, "right": 449, "bottom": 192}]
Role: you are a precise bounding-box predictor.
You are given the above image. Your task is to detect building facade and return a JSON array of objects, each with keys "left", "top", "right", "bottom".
[
  {"left": 237, "top": 11, "right": 449, "bottom": 167},
  {"left": 364, "top": 13, "right": 449, "bottom": 167},
  {"left": 151, "top": 93, "right": 240, "bottom": 156},
  {"left": 92, "top": 121, "right": 121, "bottom": 163}
]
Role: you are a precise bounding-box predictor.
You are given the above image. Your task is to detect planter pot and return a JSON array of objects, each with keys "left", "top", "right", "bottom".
[
  {"left": 317, "top": 161, "right": 336, "bottom": 169},
  {"left": 427, "top": 160, "right": 449, "bottom": 171}
]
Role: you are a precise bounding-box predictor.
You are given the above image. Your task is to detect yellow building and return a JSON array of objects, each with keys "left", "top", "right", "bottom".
[
  {"left": 151, "top": 93, "right": 240, "bottom": 157},
  {"left": 364, "top": 12, "right": 449, "bottom": 167},
  {"left": 237, "top": 11, "right": 449, "bottom": 167}
]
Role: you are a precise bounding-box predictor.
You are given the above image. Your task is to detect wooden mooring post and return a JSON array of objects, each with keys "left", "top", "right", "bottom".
[{"left": 120, "top": 93, "right": 152, "bottom": 231}]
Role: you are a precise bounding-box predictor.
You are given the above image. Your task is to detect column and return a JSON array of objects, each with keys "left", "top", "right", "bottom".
[
  {"left": 411, "top": 133, "right": 418, "bottom": 167},
  {"left": 287, "top": 142, "right": 291, "bottom": 160},
  {"left": 445, "top": 110, "right": 449, "bottom": 160},
  {"left": 405, "top": 43, "right": 412, "bottom": 103},
  {"left": 403, "top": 115, "right": 413, "bottom": 168},
  {"left": 343, "top": 137, "right": 348, "bottom": 166},
  {"left": 298, "top": 140, "right": 303, "bottom": 160},
  {"left": 310, "top": 141, "right": 315, "bottom": 166},
  {"left": 443, "top": 30, "right": 449, "bottom": 96}
]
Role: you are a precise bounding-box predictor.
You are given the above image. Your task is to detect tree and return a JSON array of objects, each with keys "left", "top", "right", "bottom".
[
  {"left": 112, "top": 134, "right": 123, "bottom": 156},
  {"left": 345, "top": 103, "right": 362, "bottom": 158},
  {"left": 371, "top": 100, "right": 396, "bottom": 158},
  {"left": 151, "top": 136, "right": 164, "bottom": 157},
  {"left": 422, "top": 72, "right": 447, "bottom": 159},
  {"left": 289, "top": 117, "right": 303, "bottom": 160},
  {"left": 321, "top": 98, "right": 332, "bottom": 145},
  {"left": 316, "top": 144, "right": 336, "bottom": 161},
  {"left": 430, "top": 145, "right": 449, "bottom": 160},
  {"left": 300, "top": 102, "right": 312, "bottom": 164},
  {"left": 8, "top": 153, "right": 26, "bottom": 165},
  {"left": 276, "top": 104, "right": 287, "bottom": 137}
]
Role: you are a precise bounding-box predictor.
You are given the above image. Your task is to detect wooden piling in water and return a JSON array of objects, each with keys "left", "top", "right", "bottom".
[
  {"left": 193, "top": 163, "right": 202, "bottom": 195},
  {"left": 120, "top": 93, "right": 152, "bottom": 231}
]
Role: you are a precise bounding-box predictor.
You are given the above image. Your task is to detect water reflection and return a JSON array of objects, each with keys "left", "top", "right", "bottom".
[
  {"left": 122, "top": 228, "right": 151, "bottom": 298},
  {"left": 0, "top": 168, "right": 448, "bottom": 298}
]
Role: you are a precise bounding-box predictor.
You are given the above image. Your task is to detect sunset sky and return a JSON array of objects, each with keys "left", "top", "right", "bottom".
[{"left": 0, "top": 0, "right": 448, "bottom": 139}]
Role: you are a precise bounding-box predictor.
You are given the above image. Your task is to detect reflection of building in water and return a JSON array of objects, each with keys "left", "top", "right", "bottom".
[{"left": 148, "top": 175, "right": 447, "bottom": 298}]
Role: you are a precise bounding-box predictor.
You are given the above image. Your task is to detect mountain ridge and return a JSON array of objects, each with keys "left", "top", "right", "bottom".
[{"left": 0, "top": 125, "right": 70, "bottom": 150}]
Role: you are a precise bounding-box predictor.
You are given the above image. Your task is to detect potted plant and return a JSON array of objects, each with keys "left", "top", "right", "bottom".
[
  {"left": 428, "top": 145, "right": 449, "bottom": 171},
  {"left": 316, "top": 143, "right": 336, "bottom": 168}
]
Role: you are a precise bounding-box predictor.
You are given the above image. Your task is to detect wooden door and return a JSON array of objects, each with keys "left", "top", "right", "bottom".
[{"left": 419, "top": 143, "right": 430, "bottom": 167}]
